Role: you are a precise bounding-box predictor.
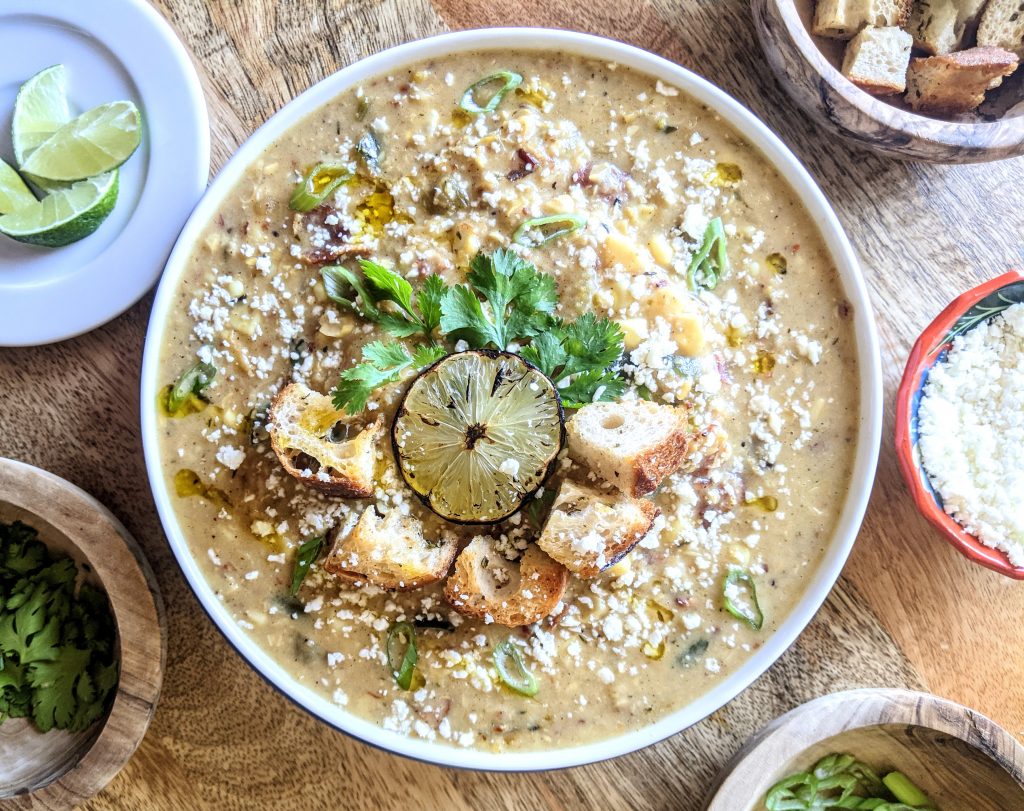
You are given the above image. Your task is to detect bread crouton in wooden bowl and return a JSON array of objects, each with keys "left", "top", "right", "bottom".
[{"left": 752, "top": 0, "right": 1024, "bottom": 161}]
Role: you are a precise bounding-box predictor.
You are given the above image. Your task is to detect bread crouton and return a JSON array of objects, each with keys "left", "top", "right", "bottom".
[
  {"left": 269, "top": 382, "right": 382, "bottom": 497},
  {"left": 978, "top": 0, "right": 1024, "bottom": 58},
  {"left": 908, "top": 0, "right": 961, "bottom": 54},
  {"left": 444, "top": 538, "right": 567, "bottom": 627},
  {"left": 906, "top": 47, "right": 1019, "bottom": 113},
  {"left": 536, "top": 480, "right": 659, "bottom": 577},
  {"left": 812, "top": 0, "right": 912, "bottom": 39},
  {"left": 566, "top": 400, "right": 724, "bottom": 497},
  {"left": 323, "top": 507, "right": 457, "bottom": 590},
  {"left": 841, "top": 26, "right": 913, "bottom": 94}
]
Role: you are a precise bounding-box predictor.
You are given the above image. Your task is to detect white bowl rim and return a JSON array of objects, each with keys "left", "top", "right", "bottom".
[{"left": 141, "top": 27, "right": 883, "bottom": 772}]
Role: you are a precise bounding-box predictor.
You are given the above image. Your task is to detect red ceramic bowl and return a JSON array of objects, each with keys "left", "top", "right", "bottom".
[{"left": 895, "top": 270, "right": 1024, "bottom": 580}]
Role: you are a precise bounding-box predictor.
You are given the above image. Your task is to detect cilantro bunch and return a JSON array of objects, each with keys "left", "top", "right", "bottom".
[
  {"left": 324, "top": 249, "right": 626, "bottom": 414},
  {"left": 0, "top": 521, "right": 118, "bottom": 733}
]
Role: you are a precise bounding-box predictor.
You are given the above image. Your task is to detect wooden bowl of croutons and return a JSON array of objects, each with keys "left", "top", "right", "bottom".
[{"left": 751, "top": 0, "right": 1024, "bottom": 161}]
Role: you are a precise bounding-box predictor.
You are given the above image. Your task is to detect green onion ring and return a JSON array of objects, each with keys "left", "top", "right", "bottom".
[
  {"left": 512, "top": 213, "right": 587, "bottom": 247},
  {"left": 493, "top": 638, "right": 538, "bottom": 696},
  {"left": 167, "top": 359, "right": 216, "bottom": 413},
  {"left": 459, "top": 71, "right": 523, "bottom": 115},
  {"left": 686, "top": 216, "right": 729, "bottom": 291},
  {"left": 722, "top": 566, "right": 763, "bottom": 630},
  {"left": 289, "top": 163, "right": 353, "bottom": 212},
  {"left": 386, "top": 621, "right": 418, "bottom": 690}
]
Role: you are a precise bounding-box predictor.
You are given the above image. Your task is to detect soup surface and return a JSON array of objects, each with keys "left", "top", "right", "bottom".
[{"left": 157, "top": 50, "right": 859, "bottom": 752}]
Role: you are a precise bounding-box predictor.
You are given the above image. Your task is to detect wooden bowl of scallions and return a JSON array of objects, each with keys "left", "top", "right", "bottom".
[
  {"left": 702, "top": 689, "right": 1024, "bottom": 810},
  {"left": 0, "top": 458, "right": 164, "bottom": 809}
]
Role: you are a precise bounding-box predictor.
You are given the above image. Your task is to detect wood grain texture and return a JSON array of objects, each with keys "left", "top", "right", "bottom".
[
  {"left": 0, "top": 459, "right": 165, "bottom": 810},
  {"left": 0, "top": 0, "right": 1021, "bottom": 808},
  {"left": 751, "top": 0, "right": 1024, "bottom": 162},
  {"left": 703, "top": 689, "right": 1024, "bottom": 810}
]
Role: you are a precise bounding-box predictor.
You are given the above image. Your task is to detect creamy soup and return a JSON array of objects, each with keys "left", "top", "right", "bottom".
[{"left": 156, "top": 50, "right": 859, "bottom": 752}]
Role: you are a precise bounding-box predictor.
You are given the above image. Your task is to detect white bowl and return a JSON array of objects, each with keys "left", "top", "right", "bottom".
[{"left": 141, "top": 28, "right": 883, "bottom": 771}]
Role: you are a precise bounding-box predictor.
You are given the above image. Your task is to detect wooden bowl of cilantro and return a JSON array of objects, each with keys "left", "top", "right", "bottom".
[{"left": 0, "top": 458, "right": 164, "bottom": 809}]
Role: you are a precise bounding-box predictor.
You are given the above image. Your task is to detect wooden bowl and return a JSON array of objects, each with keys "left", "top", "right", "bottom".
[
  {"left": 895, "top": 270, "right": 1024, "bottom": 580},
  {"left": 750, "top": 0, "right": 1024, "bottom": 162},
  {"left": 703, "top": 689, "right": 1024, "bottom": 810},
  {"left": 0, "top": 458, "right": 165, "bottom": 809}
]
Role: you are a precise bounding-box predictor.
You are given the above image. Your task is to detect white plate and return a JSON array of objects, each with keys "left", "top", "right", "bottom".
[
  {"left": 0, "top": 0, "right": 208, "bottom": 346},
  {"left": 142, "top": 29, "right": 883, "bottom": 771}
]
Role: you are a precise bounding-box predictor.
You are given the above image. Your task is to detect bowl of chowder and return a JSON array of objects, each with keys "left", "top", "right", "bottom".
[{"left": 141, "top": 28, "right": 882, "bottom": 770}]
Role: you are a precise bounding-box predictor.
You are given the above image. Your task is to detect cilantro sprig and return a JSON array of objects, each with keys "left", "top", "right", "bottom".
[
  {"left": 326, "top": 249, "right": 625, "bottom": 414},
  {"left": 322, "top": 260, "right": 448, "bottom": 339},
  {"left": 0, "top": 521, "right": 118, "bottom": 733},
  {"left": 331, "top": 340, "right": 446, "bottom": 414}
]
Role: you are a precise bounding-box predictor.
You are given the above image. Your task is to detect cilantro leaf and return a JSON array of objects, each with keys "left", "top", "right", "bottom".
[
  {"left": 290, "top": 535, "right": 325, "bottom": 597},
  {"left": 440, "top": 249, "right": 558, "bottom": 349},
  {"left": 331, "top": 342, "right": 448, "bottom": 415},
  {"left": 359, "top": 259, "right": 415, "bottom": 318},
  {"left": 519, "top": 331, "right": 566, "bottom": 377},
  {"left": 417, "top": 274, "right": 448, "bottom": 332},
  {"left": 557, "top": 369, "right": 627, "bottom": 409},
  {"left": 561, "top": 313, "right": 625, "bottom": 376}
]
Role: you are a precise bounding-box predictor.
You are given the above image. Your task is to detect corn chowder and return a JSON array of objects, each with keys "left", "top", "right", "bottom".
[{"left": 157, "top": 51, "right": 859, "bottom": 752}]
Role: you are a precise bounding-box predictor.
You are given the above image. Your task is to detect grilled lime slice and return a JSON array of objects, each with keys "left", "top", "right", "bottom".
[
  {"left": 0, "top": 171, "right": 118, "bottom": 247},
  {"left": 392, "top": 350, "right": 564, "bottom": 524}
]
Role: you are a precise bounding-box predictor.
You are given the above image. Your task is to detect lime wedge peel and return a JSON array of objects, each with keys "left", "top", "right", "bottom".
[
  {"left": 0, "top": 159, "right": 37, "bottom": 215},
  {"left": 12, "top": 65, "right": 71, "bottom": 166},
  {"left": 0, "top": 171, "right": 118, "bottom": 247},
  {"left": 21, "top": 101, "right": 142, "bottom": 182}
]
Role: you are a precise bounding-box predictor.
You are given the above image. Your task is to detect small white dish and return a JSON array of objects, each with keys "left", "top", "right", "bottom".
[
  {"left": 0, "top": 0, "right": 209, "bottom": 346},
  {"left": 141, "top": 29, "right": 883, "bottom": 771}
]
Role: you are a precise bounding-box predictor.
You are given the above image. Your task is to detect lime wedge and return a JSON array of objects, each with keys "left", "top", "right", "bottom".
[
  {"left": 0, "top": 171, "right": 118, "bottom": 247},
  {"left": 12, "top": 65, "right": 71, "bottom": 167},
  {"left": 0, "top": 159, "right": 37, "bottom": 215},
  {"left": 21, "top": 101, "right": 141, "bottom": 182}
]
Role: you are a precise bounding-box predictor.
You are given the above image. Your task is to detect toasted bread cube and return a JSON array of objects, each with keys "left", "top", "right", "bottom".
[
  {"left": 323, "top": 507, "right": 457, "bottom": 590},
  {"left": 842, "top": 26, "right": 913, "bottom": 94},
  {"left": 978, "top": 0, "right": 1024, "bottom": 58},
  {"left": 269, "top": 383, "right": 382, "bottom": 497},
  {"left": 908, "top": 0, "right": 960, "bottom": 54},
  {"left": 567, "top": 400, "right": 724, "bottom": 497},
  {"left": 444, "top": 538, "right": 568, "bottom": 627},
  {"left": 812, "top": 0, "right": 912, "bottom": 39},
  {"left": 537, "top": 480, "right": 659, "bottom": 577},
  {"left": 906, "top": 47, "right": 1019, "bottom": 114}
]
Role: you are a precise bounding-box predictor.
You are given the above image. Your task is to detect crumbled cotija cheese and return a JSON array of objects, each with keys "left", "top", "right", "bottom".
[{"left": 918, "top": 302, "right": 1024, "bottom": 565}]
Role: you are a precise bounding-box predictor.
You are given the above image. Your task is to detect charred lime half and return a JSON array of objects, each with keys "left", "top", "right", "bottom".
[{"left": 392, "top": 350, "right": 564, "bottom": 524}]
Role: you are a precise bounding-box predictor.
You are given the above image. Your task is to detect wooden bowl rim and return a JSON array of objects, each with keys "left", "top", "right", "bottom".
[
  {"left": 759, "top": 0, "right": 1024, "bottom": 153},
  {"left": 703, "top": 688, "right": 1024, "bottom": 809},
  {"left": 0, "top": 458, "right": 166, "bottom": 809},
  {"left": 894, "top": 270, "right": 1024, "bottom": 580}
]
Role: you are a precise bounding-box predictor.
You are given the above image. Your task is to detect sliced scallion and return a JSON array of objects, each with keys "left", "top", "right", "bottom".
[
  {"left": 493, "top": 638, "right": 538, "bottom": 696},
  {"left": 386, "top": 621, "right": 418, "bottom": 690},
  {"left": 167, "top": 359, "right": 216, "bottom": 413},
  {"left": 459, "top": 70, "right": 523, "bottom": 115},
  {"left": 722, "top": 566, "right": 763, "bottom": 630},
  {"left": 289, "top": 163, "right": 353, "bottom": 212},
  {"left": 513, "top": 213, "right": 587, "bottom": 247},
  {"left": 883, "top": 772, "right": 932, "bottom": 807},
  {"left": 686, "top": 216, "right": 729, "bottom": 291}
]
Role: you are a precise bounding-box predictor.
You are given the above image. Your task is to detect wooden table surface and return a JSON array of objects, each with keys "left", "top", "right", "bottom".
[{"left": 1, "top": 0, "right": 1022, "bottom": 808}]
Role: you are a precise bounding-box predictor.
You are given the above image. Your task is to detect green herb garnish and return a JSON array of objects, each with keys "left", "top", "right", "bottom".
[
  {"left": 493, "top": 638, "right": 538, "bottom": 696},
  {"left": 686, "top": 216, "right": 729, "bottom": 292},
  {"left": 459, "top": 71, "right": 523, "bottom": 115},
  {"left": 678, "top": 637, "right": 709, "bottom": 667},
  {"left": 512, "top": 213, "right": 587, "bottom": 247},
  {"left": 330, "top": 341, "right": 445, "bottom": 414},
  {"left": 722, "top": 566, "right": 763, "bottom": 630},
  {"left": 289, "top": 163, "right": 353, "bottom": 212},
  {"left": 321, "top": 261, "right": 448, "bottom": 339},
  {"left": 166, "top": 358, "right": 216, "bottom": 413},
  {"left": 439, "top": 248, "right": 557, "bottom": 350},
  {"left": 764, "top": 753, "right": 936, "bottom": 811},
  {"left": 519, "top": 313, "right": 626, "bottom": 408},
  {"left": 0, "top": 521, "right": 118, "bottom": 733},
  {"left": 289, "top": 534, "right": 325, "bottom": 597},
  {"left": 386, "top": 621, "right": 418, "bottom": 690}
]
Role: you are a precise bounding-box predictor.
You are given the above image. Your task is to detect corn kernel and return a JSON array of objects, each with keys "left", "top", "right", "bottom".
[
  {"left": 227, "top": 278, "right": 245, "bottom": 298},
  {"left": 728, "top": 543, "right": 751, "bottom": 566},
  {"left": 672, "top": 312, "right": 706, "bottom": 356},
  {"left": 648, "top": 233, "right": 673, "bottom": 266},
  {"left": 616, "top": 318, "right": 649, "bottom": 350},
  {"left": 602, "top": 230, "right": 647, "bottom": 275}
]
